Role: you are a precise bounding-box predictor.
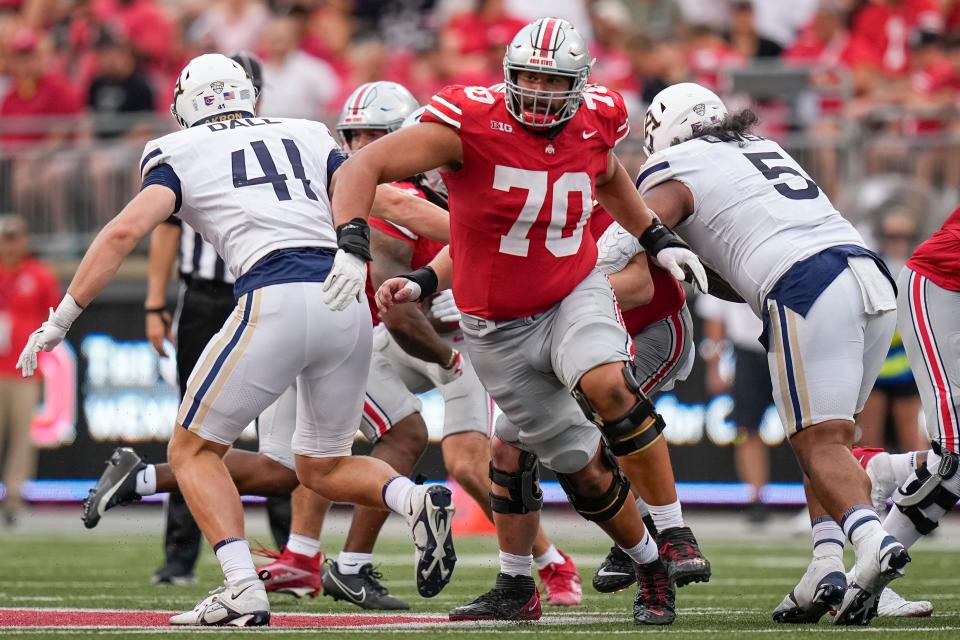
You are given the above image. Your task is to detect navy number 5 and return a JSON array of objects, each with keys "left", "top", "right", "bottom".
[
  {"left": 232, "top": 139, "right": 318, "bottom": 201},
  {"left": 744, "top": 152, "right": 820, "bottom": 201}
]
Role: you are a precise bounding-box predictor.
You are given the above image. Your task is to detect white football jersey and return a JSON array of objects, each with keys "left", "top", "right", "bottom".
[
  {"left": 140, "top": 117, "right": 341, "bottom": 278},
  {"left": 637, "top": 135, "right": 866, "bottom": 315}
]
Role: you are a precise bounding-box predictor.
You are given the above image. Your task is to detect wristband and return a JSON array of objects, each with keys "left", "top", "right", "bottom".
[
  {"left": 638, "top": 214, "right": 689, "bottom": 256},
  {"left": 336, "top": 218, "right": 372, "bottom": 261},
  {"left": 51, "top": 294, "right": 84, "bottom": 332},
  {"left": 403, "top": 266, "right": 439, "bottom": 301}
]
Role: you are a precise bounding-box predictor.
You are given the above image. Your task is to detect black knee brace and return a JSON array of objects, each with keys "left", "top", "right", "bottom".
[
  {"left": 489, "top": 451, "right": 543, "bottom": 514},
  {"left": 556, "top": 444, "right": 631, "bottom": 523},
  {"left": 573, "top": 364, "right": 665, "bottom": 456},
  {"left": 895, "top": 451, "right": 960, "bottom": 534}
]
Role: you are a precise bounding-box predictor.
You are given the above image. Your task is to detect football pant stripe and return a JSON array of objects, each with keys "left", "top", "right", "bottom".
[
  {"left": 768, "top": 301, "right": 798, "bottom": 432},
  {"left": 641, "top": 311, "right": 683, "bottom": 394},
  {"left": 784, "top": 306, "right": 813, "bottom": 428}
]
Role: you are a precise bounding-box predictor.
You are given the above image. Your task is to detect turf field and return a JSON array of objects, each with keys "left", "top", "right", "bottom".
[{"left": 2, "top": 509, "right": 958, "bottom": 639}]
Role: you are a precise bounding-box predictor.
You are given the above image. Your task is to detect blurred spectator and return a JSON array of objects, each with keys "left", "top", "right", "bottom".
[
  {"left": 726, "top": 0, "right": 783, "bottom": 59},
  {"left": 87, "top": 27, "right": 154, "bottom": 138},
  {"left": 849, "top": 0, "right": 944, "bottom": 77},
  {"left": 623, "top": 32, "right": 688, "bottom": 105},
  {"left": 751, "top": 0, "right": 819, "bottom": 48},
  {"left": 858, "top": 211, "right": 926, "bottom": 452},
  {"left": 504, "top": 0, "right": 592, "bottom": 41},
  {"left": 588, "top": 1, "right": 633, "bottom": 92},
  {"left": 697, "top": 295, "right": 772, "bottom": 524},
  {"left": 685, "top": 24, "right": 744, "bottom": 90},
  {"left": 258, "top": 14, "right": 340, "bottom": 119},
  {"left": 440, "top": 0, "right": 524, "bottom": 85},
  {"left": 187, "top": 0, "right": 269, "bottom": 55},
  {"left": 90, "top": 0, "right": 175, "bottom": 70},
  {"left": 0, "top": 214, "right": 59, "bottom": 527},
  {"left": 674, "top": 0, "right": 729, "bottom": 29}
]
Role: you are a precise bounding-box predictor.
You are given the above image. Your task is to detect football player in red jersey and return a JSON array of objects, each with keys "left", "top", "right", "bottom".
[
  {"left": 328, "top": 18, "right": 706, "bottom": 625},
  {"left": 879, "top": 206, "right": 960, "bottom": 573}
]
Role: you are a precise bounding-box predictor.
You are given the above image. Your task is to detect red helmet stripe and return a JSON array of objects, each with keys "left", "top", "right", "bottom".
[
  {"left": 350, "top": 83, "right": 374, "bottom": 113},
  {"left": 538, "top": 18, "right": 558, "bottom": 57}
]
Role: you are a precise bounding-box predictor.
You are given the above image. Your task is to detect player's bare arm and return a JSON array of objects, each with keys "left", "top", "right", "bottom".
[
  {"left": 17, "top": 185, "right": 176, "bottom": 376},
  {"left": 144, "top": 222, "right": 180, "bottom": 356},
  {"left": 371, "top": 229, "right": 455, "bottom": 366},
  {"left": 331, "top": 123, "right": 462, "bottom": 228},
  {"left": 634, "top": 179, "right": 695, "bottom": 229},
  {"left": 375, "top": 245, "right": 453, "bottom": 315},
  {"left": 371, "top": 184, "right": 450, "bottom": 243},
  {"left": 608, "top": 254, "right": 655, "bottom": 312}
]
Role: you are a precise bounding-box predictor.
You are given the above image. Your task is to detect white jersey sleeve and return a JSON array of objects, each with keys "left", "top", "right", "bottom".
[
  {"left": 140, "top": 117, "right": 344, "bottom": 279},
  {"left": 636, "top": 136, "right": 866, "bottom": 315}
]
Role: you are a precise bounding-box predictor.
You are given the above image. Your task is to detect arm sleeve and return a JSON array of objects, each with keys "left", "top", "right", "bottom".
[
  {"left": 142, "top": 164, "right": 183, "bottom": 213},
  {"left": 420, "top": 85, "right": 466, "bottom": 131},
  {"left": 326, "top": 147, "right": 346, "bottom": 191}
]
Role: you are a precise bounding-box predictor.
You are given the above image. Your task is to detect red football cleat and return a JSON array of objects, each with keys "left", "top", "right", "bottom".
[
  {"left": 538, "top": 549, "right": 582, "bottom": 606},
  {"left": 254, "top": 546, "right": 323, "bottom": 598}
]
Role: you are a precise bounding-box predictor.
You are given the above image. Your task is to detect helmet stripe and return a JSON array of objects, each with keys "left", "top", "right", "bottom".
[
  {"left": 350, "top": 83, "right": 374, "bottom": 113},
  {"left": 538, "top": 18, "right": 558, "bottom": 57}
]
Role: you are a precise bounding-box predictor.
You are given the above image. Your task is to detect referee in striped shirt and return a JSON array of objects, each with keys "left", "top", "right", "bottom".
[{"left": 142, "top": 53, "right": 290, "bottom": 585}]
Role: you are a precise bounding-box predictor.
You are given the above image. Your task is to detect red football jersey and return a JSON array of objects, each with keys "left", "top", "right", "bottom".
[
  {"left": 907, "top": 206, "right": 960, "bottom": 292},
  {"left": 0, "top": 257, "right": 60, "bottom": 376},
  {"left": 589, "top": 209, "right": 684, "bottom": 335},
  {"left": 421, "top": 83, "right": 630, "bottom": 320},
  {"left": 365, "top": 181, "right": 447, "bottom": 325}
]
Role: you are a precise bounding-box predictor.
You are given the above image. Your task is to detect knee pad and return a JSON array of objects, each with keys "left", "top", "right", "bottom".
[
  {"left": 488, "top": 450, "right": 543, "bottom": 514},
  {"left": 894, "top": 452, "right": 960, "bottom": 534},
  {"left": 573, "top": 364, "right": 665, "bottom": 456},
  {"left": 556, "top": 444, "right": 631, "bottom": 523}
]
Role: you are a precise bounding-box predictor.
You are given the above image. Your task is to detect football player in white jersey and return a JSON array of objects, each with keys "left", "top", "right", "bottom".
[
  {"left": 630, "top": 83, "right": 904, "bottom": 626},
  {"left": 15, "top": 54, "right": 456, "bottom": 627}
]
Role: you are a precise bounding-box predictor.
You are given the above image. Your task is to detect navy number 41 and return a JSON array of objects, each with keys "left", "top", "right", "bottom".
[{"left": 232, "top": 139, "right": 318, "bottom": 201}]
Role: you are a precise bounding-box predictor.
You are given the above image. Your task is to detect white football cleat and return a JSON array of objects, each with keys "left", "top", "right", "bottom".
[
  {"left": 772, "top": 556, "right": 847, "bottom": 624},
  {"left": 169, "top": 575, "right": 270, "bottom": 627},
  {"left": 834, "top": 533, "right": 910, "bottom": 625},
  {"left": 877, "top": 587, "right": 933, "bottom": 618},
  {"left": 404, "top": 484, "right": 456, "bottom": 598}
]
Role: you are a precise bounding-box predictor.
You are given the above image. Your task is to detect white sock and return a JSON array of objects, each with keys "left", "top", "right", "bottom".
[
  {"left": 647, "top": 500, "right": 684, "bottom": 531},
  {"left": 635, "top": 496, "right": 651, "bottom": 517},
  {"left": 337, "top": 551, "right": 373, "bottom": 575},
  {"left": 888, "top": 452, "right": 917, "bottom": 486},
  {"left": 135, "top": 465, "right": 157, "bottom": 496},
  {"left": 285, "top": 533, "right": 320, "bottom": 557},
  {"left": 382, "top": 476, "right": 415, "bottom": 516},
  {"left": 811, "top": 516, "right": 844, "bottom": 559},
  {"left": 533, "top": 544, "right": 564, "bottom": 570},
  {"left": 499, "top": 550, "right": 533, "bottom": 577},
  {"left": 214, "top": 538, "right": 257, "bottom": 584},
  {"left": 619, "top": 530, "right": 659, "bottom": 565},
  {"left": 841, "top": 505, "right": 883, "bottom": 553}
]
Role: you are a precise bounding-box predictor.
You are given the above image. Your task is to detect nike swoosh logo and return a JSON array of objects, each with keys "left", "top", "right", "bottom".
[
  {"left": 230, "top": 583, "right": 254, "bottom": 600},
  {"left": 582, "top": 130, "right": 598, "bottom": 139},
  {"left": 328, "top": 573, "right": 366, "bottom": 603},
  {"left": 597, "top": 568, "right": 631, "bottom": 577}
]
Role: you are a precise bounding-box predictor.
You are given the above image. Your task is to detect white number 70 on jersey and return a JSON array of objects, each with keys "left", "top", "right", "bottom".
[{"left": 495, "top": 166, "right": 592, "bottom": 258}]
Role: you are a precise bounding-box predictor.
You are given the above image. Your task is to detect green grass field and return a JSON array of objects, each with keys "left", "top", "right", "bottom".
[{"left": 2, "top": 514, "right": 958, "bottom": 639}]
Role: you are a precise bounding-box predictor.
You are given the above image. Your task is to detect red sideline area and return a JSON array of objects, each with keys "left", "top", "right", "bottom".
[{"left": 1, "top": 608, "right": 447, "bottom": 628}]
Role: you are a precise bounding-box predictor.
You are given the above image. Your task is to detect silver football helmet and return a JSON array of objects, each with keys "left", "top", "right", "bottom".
[
  {"left": 401, "top": 105, "right": 447, "bottom": 199},
  {"left": 336, "top": 81, "right": 419, "bottom": 146},
  {"left": 503, "top": 17, "right": 593, "bottom": 128}
]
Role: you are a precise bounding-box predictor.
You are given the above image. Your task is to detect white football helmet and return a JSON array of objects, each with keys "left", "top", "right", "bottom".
[
  {"left": 643, "top": 82, "right": 728, "bottom": 155},
  {"left": 503, "top": 17, "right": 593, "bottom": 128},
  {"left": 170, "top": 54, "right": 257, "bottom": 129},
  {"left": 336, "top": 81, "right": 419, "bottom": 145}
]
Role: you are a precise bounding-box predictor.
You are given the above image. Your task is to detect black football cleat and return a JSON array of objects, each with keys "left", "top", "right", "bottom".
[
  {"left": 449, "top": 573, "right": 542, "bottom": 621},
  {"left": 634, "top": 558, "right": 676, "bottom": 625},
  {"left": 657, "top": 526, "right": 711, "bottom": 587},
  {"left": 592, "top": 546, "right": 637, "bottom": 593},
  {"left": 81, "top": 447, "right": 145, "bottom": 529}
]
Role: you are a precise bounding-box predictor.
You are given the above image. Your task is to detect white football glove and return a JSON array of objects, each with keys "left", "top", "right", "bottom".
[
  {"left": 429, "top": 349, "right": 464, "bottom": 386},
  {"left": 596, "top": 221, "right": 643, "bottom": 275},
  {"left": 17, "top": 295, "right": 83, "bottom": 377},
  {"left": 322, "top": 250, "right": 367, "bottom": 311},
  {"left": 429, "top": 288, "right": 461, "bottom": 323},
  {"left": 654, "top": 246, "right": 708, "bottom": 293}
]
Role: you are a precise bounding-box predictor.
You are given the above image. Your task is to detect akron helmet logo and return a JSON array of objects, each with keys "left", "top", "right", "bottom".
[
  {"left": 693, "top": 103, "right": 706, "bottom": 116},
  {"left": 211, "top": 81, "right": 224, "bottom": 94}
]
